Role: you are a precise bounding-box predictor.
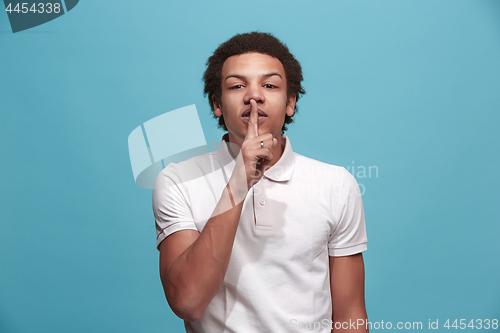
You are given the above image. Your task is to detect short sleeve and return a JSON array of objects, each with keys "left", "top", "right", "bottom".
[
  {"left": 153, "top": 164, "right": 198, "bottom": 251},
  {"left": 328, "top": 167, "right": 368, "bottom": 256}
]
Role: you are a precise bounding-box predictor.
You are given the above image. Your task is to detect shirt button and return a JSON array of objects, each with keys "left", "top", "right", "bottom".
[{"left": 260, "top": 200, "right": 265, "bottom": 206}]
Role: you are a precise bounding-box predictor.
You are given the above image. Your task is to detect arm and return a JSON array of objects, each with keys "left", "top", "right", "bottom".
[
  {"left": 158, "top": 99, "right": 277, "bottom": 322},
  {"left": 330, "top": 253, "right": 368, "bottom": 333},
  {"left": 159, "top": 181, "right": 246, "bottom": 322}
]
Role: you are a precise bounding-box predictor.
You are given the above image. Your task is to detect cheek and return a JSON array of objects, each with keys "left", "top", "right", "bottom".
[{"left": 221, "top": 95, "right": 235, "bottom": 110}]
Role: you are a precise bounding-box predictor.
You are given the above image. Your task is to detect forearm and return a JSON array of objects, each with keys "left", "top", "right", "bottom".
[{"left": 162, "top": 180, "right": 247, "bottom": 321}]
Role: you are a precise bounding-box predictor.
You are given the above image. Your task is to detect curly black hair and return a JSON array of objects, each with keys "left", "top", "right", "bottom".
[{"left": 203, "top": 32, "right": 305, "bottom": 134}]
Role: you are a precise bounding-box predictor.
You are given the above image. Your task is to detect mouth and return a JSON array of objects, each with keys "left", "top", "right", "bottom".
[
  {"left": 241, "top": 108, "right": 268, "bottom": 124},
  {"left": 241, "top": 116, "right": 268, "bottom": 125},
  {"left": 241, "top": 108, "right": 268, "bottom": 118}
]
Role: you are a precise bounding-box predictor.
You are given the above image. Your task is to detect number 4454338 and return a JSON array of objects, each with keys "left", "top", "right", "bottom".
[
  {"left": 5, "top": 3, "right": 61, "bottom": 14},
  {"left": 444, "top": 319, "right": 498, "bottom": 330}
]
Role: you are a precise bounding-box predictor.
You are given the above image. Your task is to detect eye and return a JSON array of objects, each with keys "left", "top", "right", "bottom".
[
  {"left": 264, "top": 84, "right": 277, "bottom": 89},
  {"left": 229, "top": 84, "right": 243, "bottom": 90}
]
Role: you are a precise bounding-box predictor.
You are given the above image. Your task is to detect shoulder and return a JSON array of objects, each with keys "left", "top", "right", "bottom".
[
  {"left": 293, "top": 152, "right": 348, "bottom": 181},
  {"left": 155, "top": 150, "right": 219, "bottom": 187},
  {"left": 165, "top": 150, "right": 218, "bottom": 173},
  {"left": 291, "top": 153, "right": 361, "bottom": 198}
]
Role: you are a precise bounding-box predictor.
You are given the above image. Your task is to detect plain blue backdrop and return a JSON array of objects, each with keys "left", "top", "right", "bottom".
[{"left": 1, "top": 0, "right": 499, "bottom": 332}]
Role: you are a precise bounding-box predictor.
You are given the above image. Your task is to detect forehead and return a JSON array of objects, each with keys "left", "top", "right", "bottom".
[{"left": 221, "top": 52, "right": 285, "bottom": 79}]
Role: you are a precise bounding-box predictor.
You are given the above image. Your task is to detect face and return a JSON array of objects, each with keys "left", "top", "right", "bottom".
[{"left": 212, "top": 52, "right": 296, "bottom": 145}]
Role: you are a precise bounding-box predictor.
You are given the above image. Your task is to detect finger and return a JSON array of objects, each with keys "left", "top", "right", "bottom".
[
  {"left": 254, "top": 138, "right": 275, "bottom": 159},
  {"left": 258, "top": 133, "right": 278, "bottom": 149},
  {"left": 249, "top": 136, "right": 275, "bottom": 171},
  {"left": 260, "top": 150, "right": 274, "bottom": 168},
  {"left": 256, "top": 135, "right": 275, "bottom": 150},
  {"left": 246, "top": 99, "right": 259, "bottom": 139}
]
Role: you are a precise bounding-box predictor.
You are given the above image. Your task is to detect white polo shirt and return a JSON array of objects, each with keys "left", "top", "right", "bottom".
[{"left": 153, "top": 134, "right": 367, "bottom": 333}]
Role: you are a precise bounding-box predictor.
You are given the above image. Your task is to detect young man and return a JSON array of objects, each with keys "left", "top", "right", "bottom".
[{"left": 153, "top": 32, "right": 368, "bottom": 332}]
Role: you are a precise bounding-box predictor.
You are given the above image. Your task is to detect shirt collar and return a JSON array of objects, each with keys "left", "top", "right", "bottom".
[{"left": 217, "top": 134, "right": 295, "bottom": 182}]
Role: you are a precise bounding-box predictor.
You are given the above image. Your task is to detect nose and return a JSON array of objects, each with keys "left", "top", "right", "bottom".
[{"left": 243, "top": 83, "right": 265, "bottom": 105}]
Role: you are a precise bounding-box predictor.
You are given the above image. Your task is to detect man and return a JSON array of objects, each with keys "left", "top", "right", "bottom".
[{"left": 153, "top": 32, "right": 368, "bottom": 332}]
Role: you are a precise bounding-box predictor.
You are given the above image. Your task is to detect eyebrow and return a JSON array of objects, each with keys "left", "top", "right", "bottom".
[{"left": 224, "top": 72, "right": 283, "bottom": 82}]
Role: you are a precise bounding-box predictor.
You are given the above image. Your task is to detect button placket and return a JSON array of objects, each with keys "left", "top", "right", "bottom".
[{"left": 253, "top": 179, "right": 274, "bottom": 234}]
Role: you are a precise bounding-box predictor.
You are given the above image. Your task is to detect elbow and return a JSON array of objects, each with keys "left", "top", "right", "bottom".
[
  {"left": 175, "top": 307, "right": 204, "bottom": 323},
  {"left": 164, "top": 284, "right": 206, "bottom": 322},
  {"left": 168, "top": 297, "right": 205, "bottom": 322},
  {"left": 332, "top": 301, "right": 367, "bottom": 324}
]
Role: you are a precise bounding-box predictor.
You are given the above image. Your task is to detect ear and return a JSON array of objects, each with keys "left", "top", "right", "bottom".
[
  {"left": 286, "top": 94, "right": 296, "bottom": 117},
  {"left": 212, "top": 95, "right": 223, "bottom": 117}
]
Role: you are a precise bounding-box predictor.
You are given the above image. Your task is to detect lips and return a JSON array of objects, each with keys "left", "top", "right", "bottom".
[{"left": 241, "top": 108, "right": 268, "bottom": 118}]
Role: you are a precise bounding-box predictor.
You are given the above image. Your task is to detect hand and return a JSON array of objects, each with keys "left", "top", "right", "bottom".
[{"left": 228, "top": 99, "right": 278, "bottom": 199}]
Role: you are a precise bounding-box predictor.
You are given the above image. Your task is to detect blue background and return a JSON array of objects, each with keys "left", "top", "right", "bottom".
[{"left": 1, "top": 0, "right": 499, "bottom": 332}]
